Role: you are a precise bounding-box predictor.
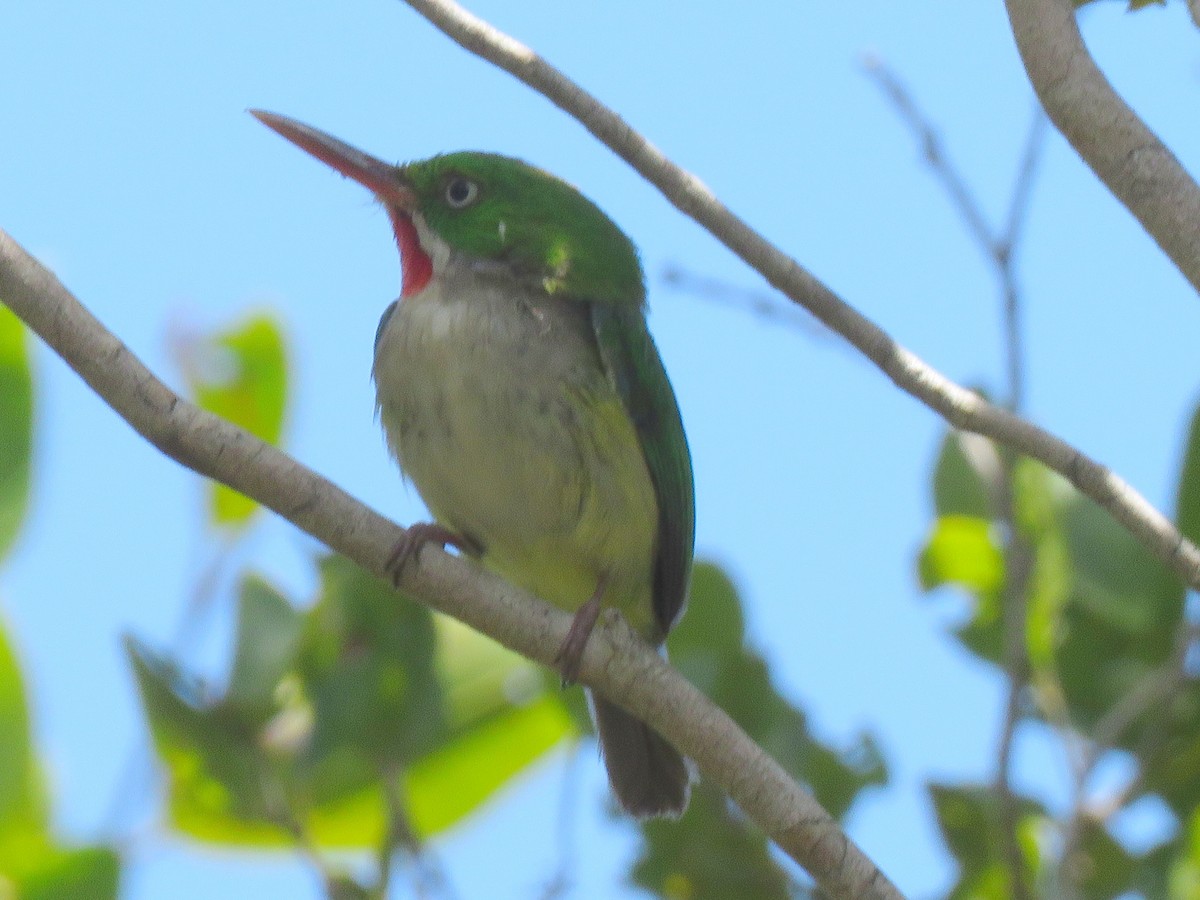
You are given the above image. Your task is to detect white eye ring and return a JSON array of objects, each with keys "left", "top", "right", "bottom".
[{"left": 445, "top": 176, "right": 479, "bottom": 209}]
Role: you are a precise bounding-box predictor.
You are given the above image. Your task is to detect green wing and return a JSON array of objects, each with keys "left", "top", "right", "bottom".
[{"left": 590, "top": 303, "right": 694, "bottom": 642}]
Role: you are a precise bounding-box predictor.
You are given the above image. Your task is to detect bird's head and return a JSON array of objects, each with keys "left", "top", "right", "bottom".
[{"left": 251, "top": 110, "right": 644, "bottom": 303}]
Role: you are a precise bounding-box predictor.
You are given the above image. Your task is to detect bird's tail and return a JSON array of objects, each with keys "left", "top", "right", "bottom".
[{"left": 590, "top": 691, "right": 692, "bottom": 819}]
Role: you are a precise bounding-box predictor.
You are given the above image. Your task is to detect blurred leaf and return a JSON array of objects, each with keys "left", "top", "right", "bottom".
[
  {"left": 1136, "top": 682, "right": 1200, "bottom": 817},
  {"left": 0, "top": 307, "right": 33, "bottom": 565},
  {"left": 1067, "top": 818, "right": 1135, "bottom": 899},
  {"left": 917, "top": 515, "right": 1005, "bottom": 663},
  {"left": 15, "top": 847, "right": 120, "bottom": 900},
  {"left": 1054, "top": 492, "right": 1183, "bottom": 738},
  {"left": 930, "top": 783, "right": 1046, "bottom": 899},
  {"left": 632, "top": 782, "right": 790, "bottom": 900},
  {"left": 298, "top": 555, "right": 444, "bottom": 771},
  {"left": 0, "top": 617, "right": 45, "bottom": 849},
  {"left": 227, "top": 577, "right": 303, "bottom": 714},
  {"left": 1061, "top": 496, "right": 1180, "bottom": 638},
  {"left": 626, "top": 563, "right": 885, "bottom": 897},
  {"left": 932, "top": 431, "right": 997, "bottom": 520},
  {"left": 0, "top": 621, "right": 119, "bottom": 898},
  {"left": 670, "top": 564, "right": 886, "bottom": 820},
  {"left": 434, "top": 614, "right": 546, "bottom": 734},
  {"left": 127, "top": 637, "right": 289, "bottom": 843},
  {"left": 1169, "top": 809, "right": 1200, "bottom": 897},
  {"left": 918, "top": 515, "right": 1004, "bottom": 597},
  {"left": 1011, "top": 457, "right": 1062, "bottom": 541},
  {"left": 1175, "top": 396, "right": 1200, "bottom": 547},
  {"left": 185, "top": 313, "right": 288, "bottom": 528},
  {"left": 133, "top": 553, "right": 571, "bottom": 850},
  {"left": 406, "top": 694, "right": 573, "bottom": 836}
]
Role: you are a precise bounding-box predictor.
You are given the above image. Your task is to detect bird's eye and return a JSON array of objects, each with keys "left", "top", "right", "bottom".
[{"left": 444, "top": 176, "right": 479, "bottom": 209}]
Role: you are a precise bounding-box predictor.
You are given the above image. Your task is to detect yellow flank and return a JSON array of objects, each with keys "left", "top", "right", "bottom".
[{"left": 480, "top": 391, "right": 659, "bottom": 637}]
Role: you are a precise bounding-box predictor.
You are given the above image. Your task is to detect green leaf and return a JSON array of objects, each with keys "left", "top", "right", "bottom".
[
  {"left": 227, "top": 577, "right": 303, "bottom": 714},
  {"left": 918, "top": 515, "right": 1004, "bottom": 597},
  {"left": 1070, "top": 818, "right": 1136, "bottom": 899},
  {"left": 127, "top": 637, "right": 290, "bottom": 844},
  {"left": 406, "top": 694, "right": 573, "bottom": 836},
  {"left": 1169, "top": 809, "right": 1200, "bottom": 897},
  {"left": 917, "top": 515, "right": 1006, "bottom": 663},
  {"left": 678, "top": 564, "right": 886, "bottom": 819},
  {"left": 185, "top": 313, "right": 288, "bottom": 528},
  {"left": 0, "top": 621, "right": 120, "bottom": 898},
  {"left": 932, "top": 431, "right": 997, "bottom": 519},
  {"left": 1061, "top": 496, "right": 1181, "bottom": 638},
  {"left": 930, "top": 783, "right": 1047, "bottom": 899},
  {"left": 0, "top": 306, "right": 33, "bottom": 565},
  {"left": 1053, "top": 493, "right": 1183, "bottom": 738},
  {"left": 0, "top": 617, "right": 45, "bottom": 851},
  {"left": 298, "top": 556, "right": 445, "bottom": 771},
  {"left": 1135, "top": 682, "right": 1200, "bottom": 817},
  {"left": 632, "top": 782, "right": 791, "bottom": 900},
  {"left": 16, "top": 847, "right": 120, "bottom": 900},
  {"left": 133, "top": 554, "right": 572, "bottom": 850},
  {"left": 1174, "top": 396, "right": 1200, "bottom": 548}
]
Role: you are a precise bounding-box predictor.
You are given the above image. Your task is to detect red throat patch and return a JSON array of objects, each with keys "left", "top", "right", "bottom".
[{"left": 388, "top": 207, "right": 433, "bottom": 297}]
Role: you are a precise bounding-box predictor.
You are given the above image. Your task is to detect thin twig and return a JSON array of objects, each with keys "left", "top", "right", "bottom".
[
  {"left": 863, "top": 58, "right": 1046, "bottom": 412},
  {"left": 540, "top": 741, "right": 584, "bottom": 900},
  {"left": 994, "top": 526, "right": 1034, "bottom": 900},
  {"left": 864, "top": 55, "right": 1050, "bottom": 899},
  {"left": 0, "top": 229, "right": 905, "bottom": 899},
  {"left": 863, "top": 56, "right": 994, "bottom": 256},
  {"left": 393, "top": 0, "right": 1200, "bottom": 598},
  {"left": 660, "top": 265, "right": 834, "bottom": 342},
  {"left": 1002, "top": 112, "right": 1050, "bottom": 257},
  {"left": 999, "top": 110, "right": 1047, "bottom": 413}
]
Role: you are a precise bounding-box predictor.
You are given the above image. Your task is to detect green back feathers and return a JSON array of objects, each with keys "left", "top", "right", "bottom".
[{"left": 402, "top": 152, "right": 645, "bottom": 305}]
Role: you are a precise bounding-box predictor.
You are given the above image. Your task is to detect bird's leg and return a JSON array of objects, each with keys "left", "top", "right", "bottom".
[
  {"left": 554, "top": 574, "right": 610, "bottom": 686},
  {"left": 385, "top": 522, "right": 477, "bottom": 586}
]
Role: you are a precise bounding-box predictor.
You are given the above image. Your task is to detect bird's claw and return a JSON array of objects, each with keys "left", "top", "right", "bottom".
[
  {"left": 554, "top": 590, "right": 604, "bottom": 687},
  {"left": 385, "top": 522, "right": 467, "bottom": 587}
]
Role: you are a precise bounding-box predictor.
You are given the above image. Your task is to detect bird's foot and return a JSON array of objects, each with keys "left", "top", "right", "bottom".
[
  {"left": 385, "top": 522, "right": 471, "bottom": 586},
  {"left": 554, "top": 577, "right": 609, "bottom": 686}
]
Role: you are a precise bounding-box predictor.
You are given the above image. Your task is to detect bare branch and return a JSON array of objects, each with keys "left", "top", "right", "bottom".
[
  {"left": 863, "top": 58, "right": 1047, "bottom": 412},
  {"left": 0, "top": 230, "right": 906, "bottom": 897},
  {"left": 1003, "top": 111, "right": 1050, "bottom": 259},
  {"left": 394, "top": 0, "right": 1200, "bottom": 595},
  {"left": 862, "top": 57, "right": 996, "bottom": 260},
  {"left": 1005, "top": 0, "right": 1200, "bottom": 296}
]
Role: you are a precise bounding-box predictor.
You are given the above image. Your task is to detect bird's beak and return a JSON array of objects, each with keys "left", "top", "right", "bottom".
[{"left": 250, "top": 110, "right": 416, "bottom": 212}]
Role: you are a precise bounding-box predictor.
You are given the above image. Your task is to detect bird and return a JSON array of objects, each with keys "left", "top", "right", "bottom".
[{"left": 252, "top": 110, "right": 695, "bottom": 819}]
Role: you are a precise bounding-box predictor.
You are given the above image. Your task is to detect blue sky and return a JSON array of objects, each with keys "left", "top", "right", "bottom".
[{"left": 3, "top": 1, "right": 1200, "bottom": 897}]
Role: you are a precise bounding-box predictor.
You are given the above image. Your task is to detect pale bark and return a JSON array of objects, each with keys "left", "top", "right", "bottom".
[{"left": 1006, "top": 0, "right": 1200, "bottom": 296}]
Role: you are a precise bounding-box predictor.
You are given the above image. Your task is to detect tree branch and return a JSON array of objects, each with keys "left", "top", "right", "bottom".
[
  {"left": 394, "top": 0, "right": 1200, "bottom": 585},
  {"left": 1005, "top": 0, "right": 1200, "bottom": 296},
  {"left": 0, "top": 229, "right": 905, "bottom": 897}
]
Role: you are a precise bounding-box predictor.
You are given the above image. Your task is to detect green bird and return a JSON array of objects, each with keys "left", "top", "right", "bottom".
[{"left": 252, "top": 111, "right": 695, "bottom": 819}]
